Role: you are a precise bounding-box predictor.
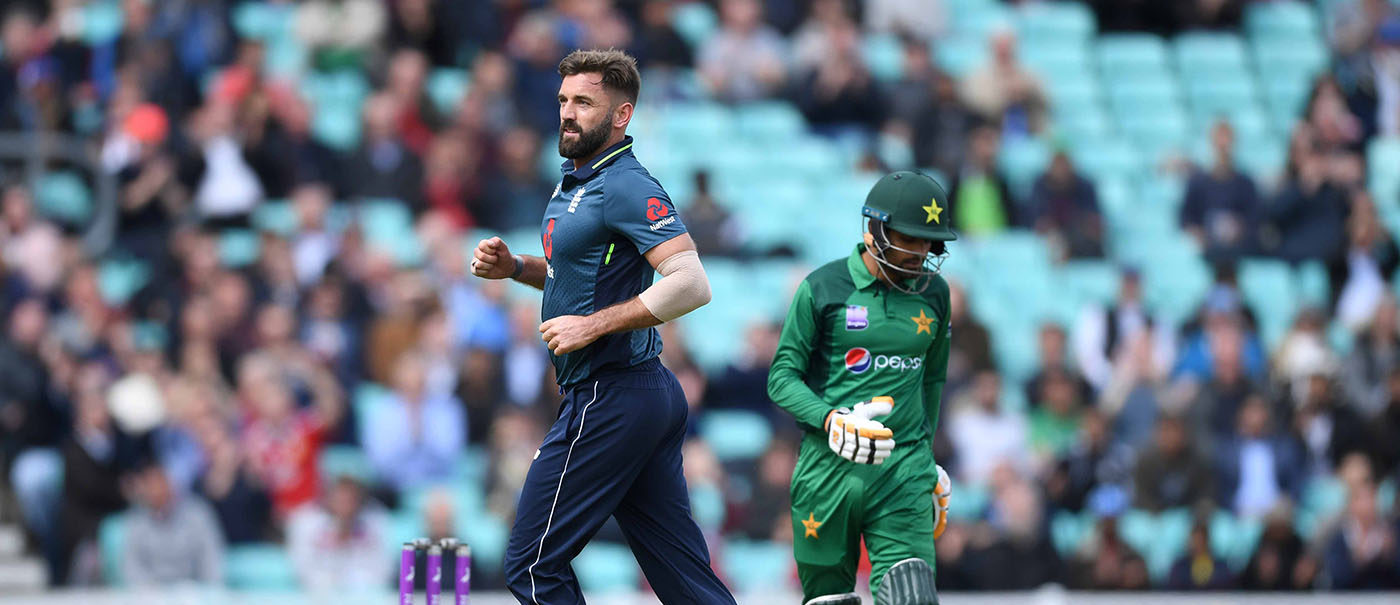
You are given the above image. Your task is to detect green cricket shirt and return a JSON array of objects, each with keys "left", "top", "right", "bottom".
[{"left": 768, "top": 244, "right": 952, "bottom": 447}]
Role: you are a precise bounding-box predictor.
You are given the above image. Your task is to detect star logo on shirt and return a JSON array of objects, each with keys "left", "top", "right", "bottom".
[
  {"left": 911, "top": 309, "right": 935, "bottom": 335},
  {"left": 923, "top": 198, "right": 943, "bottom": 224},
  {"left": 802, "top": 513, "right": 822, "bottom": 539}
]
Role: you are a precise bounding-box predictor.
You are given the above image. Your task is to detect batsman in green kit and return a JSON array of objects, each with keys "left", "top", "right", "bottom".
[{"left": 768, "top": 171, "right": 956, "bottom": 605}]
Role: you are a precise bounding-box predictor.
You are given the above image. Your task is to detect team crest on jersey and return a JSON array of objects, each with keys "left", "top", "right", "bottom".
[
  {"left": 568, "top": 186, "right": 586, "bottom": 213},
  {"left": 845, "top": 347, "right": 873, "bottom": 374},
  {"left": 845, "top": 305, "right": 868, "bottom": 330}
]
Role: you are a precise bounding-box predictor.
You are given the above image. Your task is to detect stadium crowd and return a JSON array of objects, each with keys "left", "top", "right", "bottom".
[{"left": 0, "top": 0, "right": 1399, "bottom": 595}]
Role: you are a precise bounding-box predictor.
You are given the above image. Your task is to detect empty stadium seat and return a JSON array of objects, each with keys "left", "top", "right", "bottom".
[
  {"left": 575, "top": 542, "right": 641, "bottom": 593},
  {"left": 734, "top": 102, "right": 807, "bottom": 142},
  {"left": 34, "top": 171, "right": 93, "bottom": 224},
  {"left": 862, "top": 33, "right": 905, "bottom": 82},
  {"left": 934, "top": 35, "right": 990, "bottom": 77},
  {"left": 699, "top": 409, "right": 774, "bottom": 462},
  {"left": 1097, "top": 34, "right": 1171, "bottom": 78},
  {"left": 98, "top": 258, "right": 151, "bottom": 306},
  {"left": 98, "top": 512, "right": 130, "bottom": 586},
  {"left": 319, "top": 445, "right": 374, "bottom": 484},
  {"left": 1174, "top": 32, "right": 1250, "bottom": 75},
  {"left": 721, "top": 540, "right": 793, "bottom": 593},
  {"left": 218, "top": 229, "right": 262, "bottom": 268},
  {"left": 225, "top": 544, "right": 299, "bottom": 590},
  {"left": 1016, "top": 1, "right": 1096, "bottom": 44},
  {"left": 427, "top": 69, "right": 470, "bottom": 115},
  {"left": 671, "top": 1, "right": 718, "bottom": 47},
  {"left": 1244, "top": 0, "right": 1321, "bottom": 39}
]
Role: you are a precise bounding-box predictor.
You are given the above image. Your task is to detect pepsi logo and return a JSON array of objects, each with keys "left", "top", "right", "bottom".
[{"left": 845, "top": 348, "right": 872, "bottom": 374}]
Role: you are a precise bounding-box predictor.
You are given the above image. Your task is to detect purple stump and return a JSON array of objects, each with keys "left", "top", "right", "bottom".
[
  {"left": 398, "top": 543, "right": 415, "bottom": 605},
  {"left": 455, "top": 544, "right": 471, "bottom": 604},
  {"left": 426, "top": 545, "right": 442, "bottom": 605}
]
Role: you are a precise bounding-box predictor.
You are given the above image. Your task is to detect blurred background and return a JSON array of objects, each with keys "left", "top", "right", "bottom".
[{"left": 0, "top": 0, "right": 1398, "bottom": 602}]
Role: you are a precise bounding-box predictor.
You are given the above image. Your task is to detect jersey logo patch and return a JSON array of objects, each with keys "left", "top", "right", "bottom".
[
  {"left": 543, "top": 218, "right": 556, "bottom": 260},
  {"left": 910, "top": 309, "right": 935, "bottom": 335},
  {"left": 802, "top": 512, "right": 822, "bottom": 539},
  {"left": 568, "top": 186, "right": 586, "bottom": 213},
  {"left": 845, "top": 347, "right": 873, "bottom": 374},
  {"left": 645, "top": 197, "right": 670, "bottom": 221},
  {"left": 845, "top": 305, "right": 868, "bottom": 331}
]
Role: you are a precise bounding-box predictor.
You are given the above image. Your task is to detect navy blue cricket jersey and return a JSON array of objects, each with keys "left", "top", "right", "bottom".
[{"left": 540, "top": 136, "right": 687, "bottom": 386}]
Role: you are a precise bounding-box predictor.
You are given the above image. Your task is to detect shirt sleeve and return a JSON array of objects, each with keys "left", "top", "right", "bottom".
[
  {"left": 767, "top": 279, "right": 835, "bottom": 430},
  {"left": 923, "top": 289, "right": 952, "bottom": 435},
  {"left": 603, "top": 171, "right": 688, "bottom": 254}
]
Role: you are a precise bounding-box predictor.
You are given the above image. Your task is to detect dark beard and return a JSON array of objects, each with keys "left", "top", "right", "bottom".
[{"left": 558, "top": 118, "right": 611, "bottom": 159}]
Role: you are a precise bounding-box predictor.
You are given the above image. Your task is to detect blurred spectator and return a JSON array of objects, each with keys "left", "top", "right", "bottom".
[
  {"left": 1027, "top": 151, "right": 1104, "bottom": 260},
  {"left": 387, "top": 0, "right": 493, "bottom": 66},
  {"left": 1074, "top": 268, "right": 1171, "bottom": 391},
  {"left": 1334, "top": 190, "right": 1399, "bottom": 330},
  {"left": 949, "top": 370, "right": 1030, "bottom": 483},
  {"left": 243, "top": 85, "right": 338, "bottom": 197},
  {"left": 384, "top": 49, "right": 443, "bottom": 155},
  {"left": 344, "top": 94, "right": 425, "bottom": 210},
  {"left": 1184, "top": 323, "right": 1262, "bottom": 446},
  {"left": 479, "top": 126, "right": 552, "bottom": 231},
  {"left": 737, "top": 441, "right": 795, "bottom": 541},
  {"left": 366, "top": 273, "right": 433, "bottom": 384},
  {"left": 363, "top": 351, "right": 465, "bottom": 491},
  {"left": 1293, "top": 363, "right": 1375, "bottom": 478},
  {"left": 1307, "top": 76, "right": 1367, "bottom": 157},
  {"left": 1274, "top": 309, "right": 1338, "bottom": 408},
  {"left": 485, "top": 409, "right": 544, "bottom": 523},
  {"left": 960, "top": 30, "right": 1047, "bottom": 137},
  {"left": 1098, "top": 330, "right": 1168, "bottom": 451},
  {"left": 0, "top": 299, "right": 61, "bottom": 465},
  {"left": 1069, "top": 517, "right": 1150, "bottom": 590},
  {"left": 1024, "top": 323, "right": 1092, "bottom": 411},
  {"left": 699, "top": 0, "right": 788, "bottom": 102},
  {"left": 1240, "top": 504, "right": 1314, "bottom": 590},
  {"left": 681, "top": 171, "right": 742, "bottom": 258},
  {"left": 1180, "top": 121, "right": 1260, "bottom": 263},
  {"left": 238, "top": 353, "right": 343, "bottom": 520},
  {"left": 910, "top": 68, "right": 974, "bottom": 178},
  {"left": 794, "top": 20, "right": 883, "bottom": 136},
  {"left": 294, "top": 0, "right": 385, "bottom": 70},
  {"left": 791, "top": 0, "right": 854, "bottom": 74},
  {"left": 1174, "top": 306, "right": 1267, "bottom": 384},
  {"left": 1215, "top": 396, "right": 1303, "bottom": 518},
  {"left": 289, "top": 183, "right": 342, "bottom": 285},
  {"left": 682, "top": 440, "right": 727, "bottom": 540},
  {"left": 1045, "top": 409, "right": 1133, "bottom": 513},
  {"left": 503, "top": 304, "right": 550, "bottom": 410},
  {"left": 704, "top": 322, "right": 780, "bottom": 417},
  {"left": 421, "top": 133, "right": 482, "bottom": 229},
  {"left": 1377, "top": 368, "right": 1400, "bottom": 477},
  {"left": 949, "top": 124, "right": 1018, "bottom": 237},
  {"left": 978, "top": 469, "right": 1061, "bottom": 588},
  {"left": 944, "top": 280, "right": 993, "bottom": 398},
  {"left": 506, "top": 13, "right": 567, "bottom": 135},
  {"left": 58, "top": 367, "right": 139, "bottom": 585},
  {"left": 1166, "top": 521, "right": 1235, "bottom": 589},
  {"left": 1028, "top": 368, "right": 1086, "bottom": 464},
  {"left": 2, "top": 183, "right": 65, "bottom": 294},
  {"left": 1133, "top": 415, "right": 1214, "bottom": 512},
  {"left": 286, "top": 476, "right": 391, "bottom": 591},
  {"left": 1343, "top": 295, "right": 1399, "bottom": 419},
  {"left": 301, "top": 277, "right": 363, "bottom": 387},
  {"left": 1262, "top": 127, "right": 1349, "bottom": 265},
  {"left": 188, "top": 101, "right": 264, "bottom": 226},
  {"left": 1322, "top": 482, "right": 1400, "bottom": 589},
  {"left": 631, "top": 0, "right": 694, "bottom": 69},
  {"left": 193, "top": 410, "right": 272, "bottom": 544},
  {"left": 120, "top": 461, "right": 224, "bottom": 586}
]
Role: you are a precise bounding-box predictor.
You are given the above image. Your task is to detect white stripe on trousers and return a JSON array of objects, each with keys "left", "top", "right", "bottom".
[{"left": 528, "top": 380, "right": 600, "bottom": 604}]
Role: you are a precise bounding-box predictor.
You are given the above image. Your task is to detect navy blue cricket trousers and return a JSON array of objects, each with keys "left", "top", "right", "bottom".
[{"left": 503, "top": 359, "right": 736, "bottom": 605}]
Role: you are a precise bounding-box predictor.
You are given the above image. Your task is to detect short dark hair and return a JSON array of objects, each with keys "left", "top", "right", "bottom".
[{"left": 558, "top": 49, "right": 641, "bottom": 105}]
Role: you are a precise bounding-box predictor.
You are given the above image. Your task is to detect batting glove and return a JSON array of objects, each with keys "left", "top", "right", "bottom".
[
  {"left": 933, "top": 464, "right": 951, "bottom": 539},
  {"left": 824, "top": 396, "right": 896, "bottom": 465}
]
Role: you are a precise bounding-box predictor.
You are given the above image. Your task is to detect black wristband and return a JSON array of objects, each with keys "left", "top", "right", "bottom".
[{"left": 510, "top": 255, "right": 525, "bottom": 279}]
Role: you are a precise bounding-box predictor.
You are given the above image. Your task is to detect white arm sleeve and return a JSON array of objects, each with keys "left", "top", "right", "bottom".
[{"left": 638, "top": 250, "right": 712, "bottom": 322}]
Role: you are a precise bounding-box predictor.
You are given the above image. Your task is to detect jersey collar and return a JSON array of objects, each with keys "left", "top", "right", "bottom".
[
  {"left": 560, "top": 136, "right": 634, "bottom": 185},
  {"left": 848, "top": 244, "right": 880, "bottom": 290}
]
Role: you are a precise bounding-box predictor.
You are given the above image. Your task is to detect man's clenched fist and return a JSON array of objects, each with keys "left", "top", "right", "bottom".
[{"left": 471, "top": 237, "right": 517, "bottom": 280}]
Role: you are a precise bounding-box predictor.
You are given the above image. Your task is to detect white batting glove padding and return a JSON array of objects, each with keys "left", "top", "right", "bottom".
[
  {"left": 933, "top": 464, "right": 951, "bottom": 539},
  {"left": 824, "top": 396, "right": 896, "bottom": 465}
]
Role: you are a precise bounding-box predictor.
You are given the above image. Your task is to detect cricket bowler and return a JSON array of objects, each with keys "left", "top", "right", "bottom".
[
  {"left": 768, "top": 171, "right": 957, "bottom": 605},
  {"left": 470, "top": 49, "right": 735, "bottom": 605}
]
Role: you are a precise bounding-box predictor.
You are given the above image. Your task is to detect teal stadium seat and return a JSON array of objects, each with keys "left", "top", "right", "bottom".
[
  {"left": 218, "top": 229, "right": 262, "bottom": 268},
  {"left": 1016, "top": 1, "right": 1096, "bottom": 44},
  {"left": 1174, "top": 32, "right": 1250, "bottom": 75},
  {"left": 1263, "top": 76, "right": 1315, "bottom": 133},
  {"left": 671, "top": 1, "right": 719, "bottom": 47},
  {"left": 1368, "top": 137, "right": 1400, "bottom": 198},
  {"left": 1043, "top": 71, "right": 1102, "bottom": 115},
  {"left": 1253, "top": 38, "right": 1328, "bottom": 83},
  {"left": 1059, "top": 261, "right": 1122, "bottom": 307},
  {"left": 934, "top": 35, "right": 989, "bottom": 78},
  {"left": 1052, "top": 105, "right": 1111, "bottom": 139},
  {"left": 1020, "top": 40, "right": 1092, "bottom": 82},
  {"left": 1209, "top": 510, "right": 1263, "bottom": 571},
  {"left": 318, "top": 444, "right": 374, "bottom": 484},
  {"left": 700, "top": 410, "right": 774, "bottom": 462},
  {"left": 82, "top": 1, "right": 124, "bottom": 46},
  {"left": 300, "top": 70, "right": 370, "bottom": 151},
  {"left": 1051, "top": 510, "right": 1095, "bottom": 557},
  {"left": 575, "top": 542, "right": 641, "bottom": 593},
  {"left": 734, "top": 102, "right": 806, "bottom": 142},
  {"left": 99, "top": 512, "right": 130, "bottom": 586},
  {"left": 721, "top": 540, "right": 793, "bottom": 594},
  {"left": 1070, "top": 137, "right": 1144, "bottom": 181},
  {"left": 251, "top": 199, "right": 297, "bottom": 236},
  {"left": 1186, "top": 78, "right": 1260, "bottom": 122},
  {"left": 952, "top": 2, "right": 1014, "bottom": 40},
  {"left": 1244, "top": 0, "right": 1321, "bottom": 39},
  {"left": 998, "top": 137, "right": 1052, "bottom": 202},
  {"left": 1296, "top": 261, "right": 1331, "bottom": 308},
  {"left": 862, "top": 33, "right": 905, "bottom": 82},
  {"left": 1240, "top": 258, "right": 1300, "bottom": 350},
  {"left": 427, "top": 69, "right": 470, "bottom": 115},
  {"left": 1096, "top": 34, "right": 1170, "bottom": 79},
  {"left": 34, "top": 171, "right": 93, "bottom": 224},
  {"left": 98, "top": 258, "right": 151, "bottom": 306},
  {"left": 225, "top": 544, "right": 299, "bottom": 590}
]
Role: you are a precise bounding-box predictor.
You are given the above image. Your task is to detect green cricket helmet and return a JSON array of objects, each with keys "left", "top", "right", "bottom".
[{"left": 860, "top": 170, "right": 957, "bottom": 294}]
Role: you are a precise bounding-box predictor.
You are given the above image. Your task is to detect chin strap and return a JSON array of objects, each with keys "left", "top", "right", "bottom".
[{"left": 867, "top": 220, "right": 947, "bottom": 295}]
